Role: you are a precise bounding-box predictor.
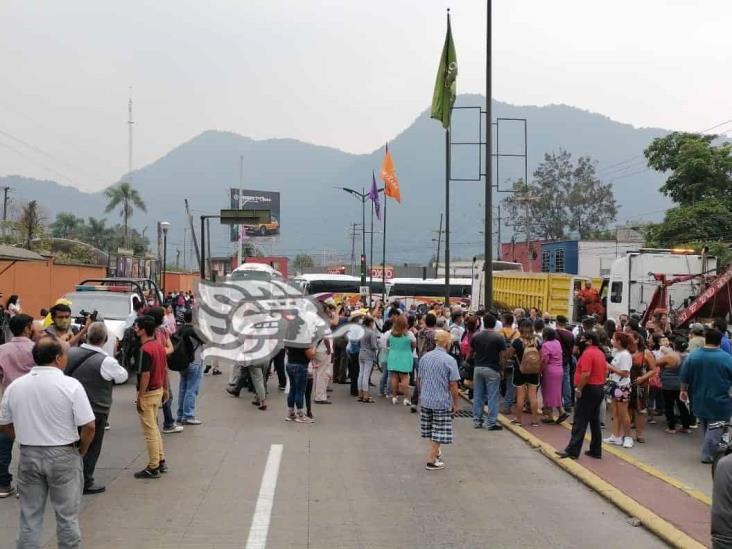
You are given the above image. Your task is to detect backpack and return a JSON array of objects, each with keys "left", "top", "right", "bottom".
[
  {"left": 167, "top": 333, "right": 191, "bottom": 372},
  {"left": 117, "top": 326, "right": 141, "bottom": 372},
  {"left": 519, "top": 339, "right": 541, "bottom": 375}
]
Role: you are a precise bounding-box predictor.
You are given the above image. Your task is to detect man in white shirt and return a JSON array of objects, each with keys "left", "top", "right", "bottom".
[
  {"left": 0, "top": 336, "right": 96, "bottom": 549},
  {"left": 66, "top": 322, "right": 128, "bottom": 495}
]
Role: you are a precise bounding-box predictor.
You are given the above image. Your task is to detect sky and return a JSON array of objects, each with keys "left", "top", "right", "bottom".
[{"left": 1, "top": 0, "right": 730, "bottom": 192}]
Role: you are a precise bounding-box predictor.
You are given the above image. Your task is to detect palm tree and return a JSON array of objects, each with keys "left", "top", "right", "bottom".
[
  {"left": 84, "top": 217, "right": 109, "bottom": 250},
  {"left": 104, "top": 182, "right": 146, "bottom": 248},
  {"left": 51, "top": 212, "right": 83, "bottom": 239},
  {"left": 18, "top": 200, "right": 44, "bottom": 250}
]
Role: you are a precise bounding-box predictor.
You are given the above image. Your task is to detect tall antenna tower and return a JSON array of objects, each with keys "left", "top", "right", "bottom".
[{"left": 127, "top": 86, "right": 134, "bottom": 181}]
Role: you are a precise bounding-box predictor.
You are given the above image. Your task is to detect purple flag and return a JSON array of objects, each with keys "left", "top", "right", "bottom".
[{"left": 368, "top": 171, "right": 381, "bottom": 220}]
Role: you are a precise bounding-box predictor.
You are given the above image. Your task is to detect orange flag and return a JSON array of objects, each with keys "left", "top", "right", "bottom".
[{"left": 380, "top": 144, "right": 401, "bottom": 203}]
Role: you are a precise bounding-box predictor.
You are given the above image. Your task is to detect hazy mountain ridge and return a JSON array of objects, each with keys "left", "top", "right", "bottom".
[{"left": 1, "top": 97, "right": 672, "bottom": 262}]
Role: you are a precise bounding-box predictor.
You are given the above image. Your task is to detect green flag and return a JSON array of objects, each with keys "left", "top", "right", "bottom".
[{"left": 430, "top": 13, "right": 458, "bottom": 129}]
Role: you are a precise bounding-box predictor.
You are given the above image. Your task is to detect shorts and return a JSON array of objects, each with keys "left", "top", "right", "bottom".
[
  {"left": 612, "top": 384, "right": 631, "bottom": 402},
  {"left": 420, "top": 407, "right": 454, "bottom": 444}
]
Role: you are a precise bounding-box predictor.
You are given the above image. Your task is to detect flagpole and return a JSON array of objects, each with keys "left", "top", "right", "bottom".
[
  {"left": 369, "top": 199, "right": 374, "bottom": 308},
  {"left": 444, "top": 126, "right": 451, "bottom": 307},
  {"left": 382, "top": 180, "right": 387, "bottom": 305}
]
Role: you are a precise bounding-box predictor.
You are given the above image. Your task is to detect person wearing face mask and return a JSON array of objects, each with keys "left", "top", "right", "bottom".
[{"left": 45, "top": 303, "right": 89, "bottom": 349}]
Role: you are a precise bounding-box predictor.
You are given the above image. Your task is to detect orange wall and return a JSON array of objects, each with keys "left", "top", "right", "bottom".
[
  {"left": 0, "top": 260, "right": 105, "bottom": 318},
  {"left": 163, "top": 272, "right": 200, "bottom": 294}
]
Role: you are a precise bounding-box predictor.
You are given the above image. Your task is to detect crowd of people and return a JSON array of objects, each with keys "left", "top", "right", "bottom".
[
  {"left": 1, "top": 284, "right": 732, "bottom": 546},
  {"left": 0, "top": 289, "right": 207, "bottom": 547}
]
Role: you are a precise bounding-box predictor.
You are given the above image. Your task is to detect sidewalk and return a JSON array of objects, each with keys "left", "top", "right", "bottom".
[{"left": 496, "top": 412, "right": 711, "bottom": 548}]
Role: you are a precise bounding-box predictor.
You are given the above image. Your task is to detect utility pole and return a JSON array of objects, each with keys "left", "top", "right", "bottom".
[
  {"left": 184, "top": 199, "right": 201, "bottom": 267},
  {"left": 484, "top": 0, "right": 494, "bottom": 308},
  {"left": 176, "top": 249, "right": 180, "bottom": 269},
  {"left": 237, "top": 155, "right": 244, "bottom": 267},
  {"left": 182, "top": 227, "right": 187, "bottom": 271},
  {"left": 433, "top": 213, "right": 444, "bottom": 277},
  {"left": 495, "top": 205, "right": 502, "bottom": 260},
  {"left": 350, "top": 222, "right": 357, "bottom": 273},
  {"left": 1, "top": 186, "right": 11, "bottom": 239}
]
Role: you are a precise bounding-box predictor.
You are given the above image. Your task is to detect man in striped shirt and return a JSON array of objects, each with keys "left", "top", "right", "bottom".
[{"left": 417, "top": 330, "right": 460, "bottom": 471}]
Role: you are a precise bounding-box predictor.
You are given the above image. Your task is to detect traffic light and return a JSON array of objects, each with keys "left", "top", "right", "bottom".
[{"left": 360, "top": 254, "right": 367, "bottom": 279}]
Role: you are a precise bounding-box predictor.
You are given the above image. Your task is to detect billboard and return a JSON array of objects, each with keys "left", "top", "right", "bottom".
[{"left": 229, "top": 189, "right": 281, "bottom": 241}]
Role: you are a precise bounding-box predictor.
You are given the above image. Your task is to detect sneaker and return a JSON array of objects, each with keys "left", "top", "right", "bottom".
[
  {"left": 392, "top": 397, "right": 398, "bottom": 405},
  {"left": 425, "top": 461, "right": 445, "bottom": 471},
  {"left": 410, "top": 405, "right": 417, "bottom": 413},
  {"left": 603, "top": 435, "right": 623, "bottom": 446},
  {"left": 285, "top": 411, "right": 296, "bottom": 421},
  {"left": 473, "top": 422, "right": 484, "bottom": 429},
  {"left": 157, "top": 460, "right": 168, "bottom": 474},
  {"left": 487, "top": 425, "right": 504, "bottom": 431},
  {"left": 622, "top": 436, "right": 634, "bottom": 448},
  {"left": 133, "top": 467, "right": 160, "bottom": 479},
  {"left": 0, "top": 485, "right": 15, "bottom": 498},
  {"left": 182, "top": 418, "right": 202, "bottom": 425},
  {"left": 162, "top": 424, "right": 184, "bottom": 434},
  {"left": 295, "top": 414, "right": 311, "bottom": 423},
  {"left": 403, "top": 399, "right": 412, "bottom": 406}
]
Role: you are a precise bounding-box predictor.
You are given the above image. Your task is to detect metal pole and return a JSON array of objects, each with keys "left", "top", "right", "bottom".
[
  {"left": 361, "top": 188, "right": 366, "bottom": 287},
  {"left": 199, "top": 216, "right": 206, "bottom": 279},
  {"left": 237, "top": 155, "right": 244, "bottom": 267},
  {"left": 382, "top": 195, "right": 387, "bottom": 305},
  {"left": 162, "top": 231, "right": 168, "bottom": 294},
  {"left": 435, "top": 213, "right": 443, "bottom": 278},
  {"left": 206, "top": 218, "right": 212, "bottom": 280},
  {"left": 484, "top": 0, "right": 494, "bottom": 308},
  {"left": 496, "top": 205, "right": 501, "bottom": 260},
  {"left": 350, "top": 222, "right": 356, "bottom": 273},
  {"left": 369, "top": 200, "right": 374, "bottom": 307},
  {"left": 444, "top": 127, "right": 451, "bottom": 307},
  {"left": 2, "top": 186, "right": 9, "bottom": 239}
]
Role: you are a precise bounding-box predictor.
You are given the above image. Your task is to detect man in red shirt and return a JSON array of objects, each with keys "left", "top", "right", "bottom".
[
  {"left": 133, "top": 315, "right": 169, "bottom": 479},
  {"left": 556, "top": 331, "right": 607, "bottom": 460}
]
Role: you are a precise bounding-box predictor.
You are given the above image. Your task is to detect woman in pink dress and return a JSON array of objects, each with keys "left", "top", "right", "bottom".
[{"left": 540, "top": 327, "right": 569, "bottom": 424}]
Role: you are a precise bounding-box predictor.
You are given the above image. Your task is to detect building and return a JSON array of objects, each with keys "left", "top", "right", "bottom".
[
  {"left": 499, "top": 240, "right": 545, "bottom": 273},
  {"left": 540, "top": 240, "right": 643, "bottom": 278}
]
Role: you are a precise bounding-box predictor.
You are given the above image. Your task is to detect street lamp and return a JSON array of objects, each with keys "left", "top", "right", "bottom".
[
  {"left": 160, "top": 221, "right": 170, "bottom": 294},
  {"left": 335, "top": 187, "right": 369, "bottom": 286}
]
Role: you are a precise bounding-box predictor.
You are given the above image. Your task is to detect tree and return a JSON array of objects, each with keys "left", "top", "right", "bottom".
[
  {"left": 50, "top": 212, "right": 85, "bottom": 239},
  {"left": 502, "top": 150, "right": 617, "bottom": 241},
  {"left": 645, "top": 132, "right": 732, "bottom": 206},
  {"left": 17, "top": 200, "right": 45, "bottom": 250},
  {"left": 82, "top": 217, "right": 112, "bottom": 250},
  {"left": 104, "top": 182, "right": 146, "bottom": 248},
  {"left": 292, "top": 254, "right": 315, "bottom": 271},
  {"left": 566, "top": 155, "right": 617, "bottom": 238}
]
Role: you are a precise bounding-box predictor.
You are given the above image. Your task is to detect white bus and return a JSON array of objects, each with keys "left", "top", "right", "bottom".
[
  {"left": 386, "top": 277, "right": 472, "bottom": 309},
  {"left": 290, "top": 273, "right": 386, "bottom": 305}
]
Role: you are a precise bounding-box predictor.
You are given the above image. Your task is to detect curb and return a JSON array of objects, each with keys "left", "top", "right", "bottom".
[
  {"left": 556, "top": 420, "right": 712, "bottom": 506},
  {"left": 459, "top": 393, "right": 707, "bottom": 549}
]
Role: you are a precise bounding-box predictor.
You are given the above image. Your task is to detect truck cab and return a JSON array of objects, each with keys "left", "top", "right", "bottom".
[{"left": 605, "top": 250, "right": 716, "bottom": 321}]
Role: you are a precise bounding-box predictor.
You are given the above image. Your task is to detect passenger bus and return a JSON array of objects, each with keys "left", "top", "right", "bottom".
[
  {"left": 385, "top": 277, "right": 472, "bottom": 309},
  {"left": 290, "top": 273, "right": 385, "bottom": 305}
]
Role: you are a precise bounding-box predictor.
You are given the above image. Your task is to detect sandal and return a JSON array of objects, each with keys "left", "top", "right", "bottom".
[
  {"left": 364, "top": 397, "right": 375, "bottom": 403},
  {"left": 258, "top": 404, "right": 267, "bottom": 411},
  {"left": 664, "top": 428, "right": 676, "bottom": 434},
  {"left": 510, "top": 418, "right": 522, "bottom": 425}
]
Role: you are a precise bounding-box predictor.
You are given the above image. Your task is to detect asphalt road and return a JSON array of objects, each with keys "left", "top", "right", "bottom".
[{"left": 0, "top": 370, "right": 667, "bottom": 549}]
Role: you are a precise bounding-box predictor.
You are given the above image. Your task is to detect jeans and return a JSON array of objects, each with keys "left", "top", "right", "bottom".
[
  {"left": 380, "top": 366, "right": 390, "bottom": 395},
  {"left": 286, "top": 363, "right": 308, "bottom": 410},
  {"left": 271, "top": 348, "right": 286, "bottom": 388},
  {"left": 248, "top": 363, "right": 268, "bottom": 403},
  {"left": 502, "top": 367, "right": 516, "bottom": 411},
  {"left": 702, "top": 419, "right": 725, "bottom": 462},
  {"left": 162, "top": 381, "right": 175, "bottom": 429},
  {"left": 177, "top": 363, "right": 203, "bottom": 421},
  {"left": 0, "top": 429, "right": 13, "bottom": 487},
  {"left": 565, "top": 384, "right": 604, "bottom": 458},
  {"left": 473, "top": 367, "right": 501, "bottom": 427},
  {"left": 561, "top": 357, "right": 574, "bottom": 409},
  {"left": 138, "top": 388, "right": 164, "bottom": 469},
  {"left": 662, "top": 389, "right": 691, "bottom": 430},
  {"left": 17, "top": 445, "right": 83, "bottom": 549},
  {"left": 83, "top": 412, "right": 107, "bottom": 488},
  {"left": 358, "top": 357, "right": 374, "bottom": 392},
  {"left": 348, "top": 353, "right": 360, "bottom": 396}
]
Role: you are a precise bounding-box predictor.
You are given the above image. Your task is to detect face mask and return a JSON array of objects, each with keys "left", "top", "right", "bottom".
[{"left": 55, "top": 318, "right": 71, "bottom": 331}]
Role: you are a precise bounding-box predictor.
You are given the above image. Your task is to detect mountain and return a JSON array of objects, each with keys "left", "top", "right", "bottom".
[{"left": 0, "top": 95, "right": 671, "bottom": 264}]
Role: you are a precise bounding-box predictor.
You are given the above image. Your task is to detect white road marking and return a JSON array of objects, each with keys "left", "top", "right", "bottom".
[{"left": 245, "top": 444, "right": 284, "bottom": 549}]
